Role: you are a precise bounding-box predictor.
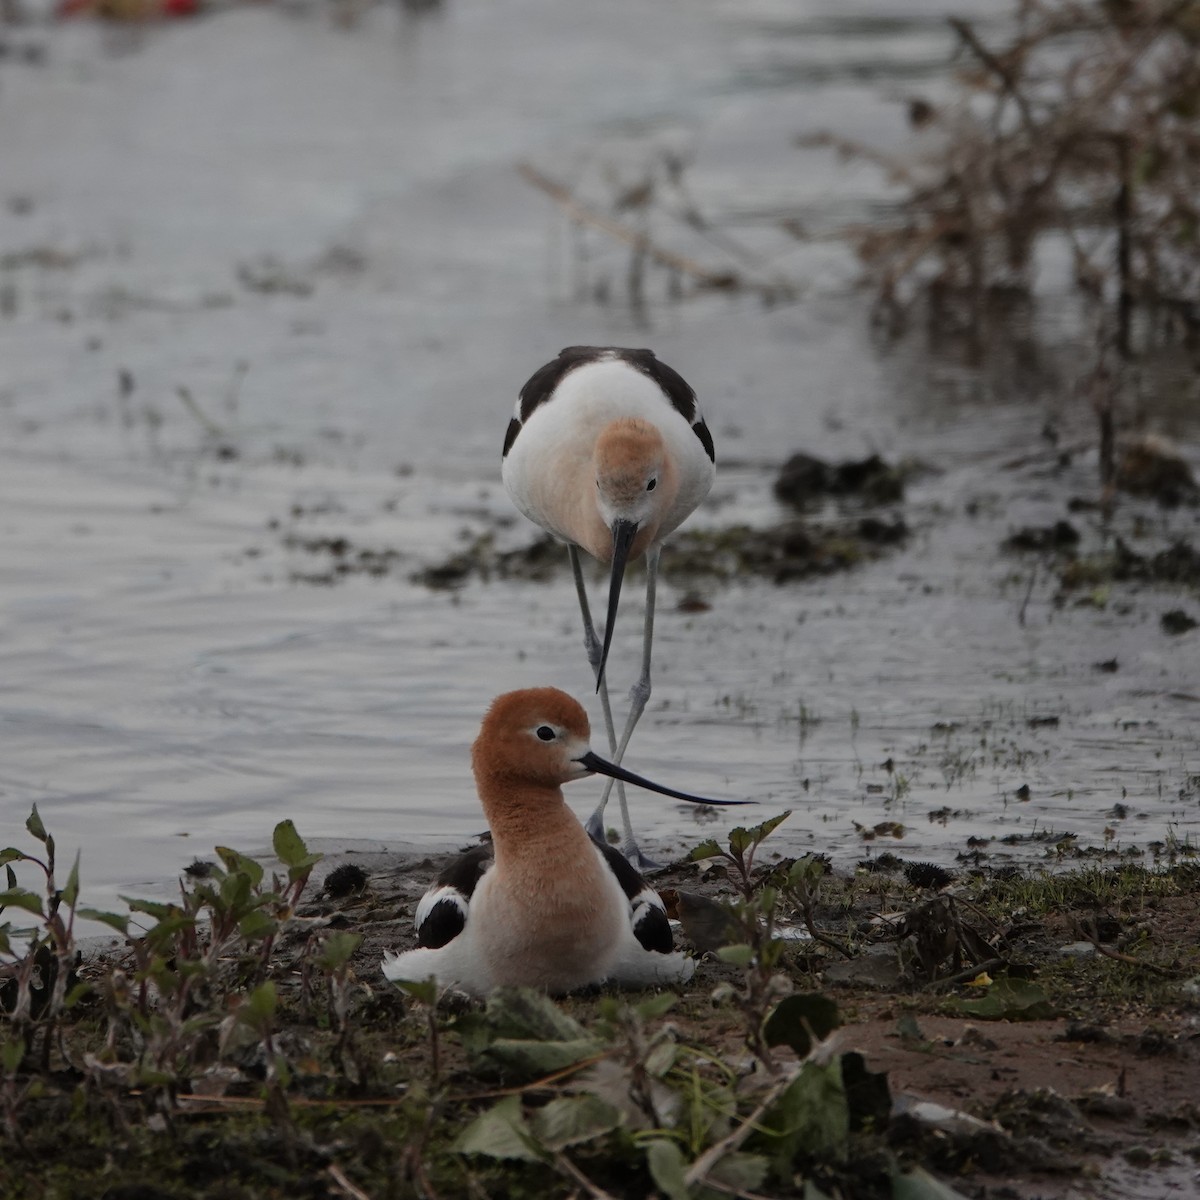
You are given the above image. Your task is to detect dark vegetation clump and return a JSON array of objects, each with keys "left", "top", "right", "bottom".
[
  {"left": 1051, "top": 533, "right": 1200, "bottom": 594},
  {"left": 409, "top": 477, "right": 911, "bottom": 591},
  {"left": 1116, "top": 435, "right": 1199, "bottom": 505},
  {"left": 322, "top": 862, "right": 369, "bottom": 899},
  {"left": 903, "top": 861, "right": 956, "bottom": 891},
  {"left": 773, "top": 452, "right": 907, "bottom": 509},
  {"left": 1004, "top": 519, "right": 1081, "bottom": 553},
  {"left": 668, "top": 518, "right": 906, "bottom": 584},
  {"left": 1160, "top": 607, "right": 1197, "bottom": 635}
]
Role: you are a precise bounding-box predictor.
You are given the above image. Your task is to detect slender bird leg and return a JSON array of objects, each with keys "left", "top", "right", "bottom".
[
  {"left": 606, "top": 546, "right": 661, "bottom": 867},
  {"left": 570, "top": 546, "right": 629, "bottom": 846}
]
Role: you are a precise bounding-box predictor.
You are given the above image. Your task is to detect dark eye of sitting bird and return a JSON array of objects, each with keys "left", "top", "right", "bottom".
[
  {"left": 646, "top": 478, "right": 657, "bottom": 491},
  {"left": 536, "top": 725, "right": 556, "bottom": 741}
]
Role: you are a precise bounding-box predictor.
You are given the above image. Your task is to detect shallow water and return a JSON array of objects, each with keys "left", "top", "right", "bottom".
[{"left": 1, "top": 0, "right": 1197, "bottom": 919}]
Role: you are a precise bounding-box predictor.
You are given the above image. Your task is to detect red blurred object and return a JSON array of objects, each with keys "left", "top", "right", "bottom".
[{"left": 57, "top": 0, "right": 200, "bottom": 17}]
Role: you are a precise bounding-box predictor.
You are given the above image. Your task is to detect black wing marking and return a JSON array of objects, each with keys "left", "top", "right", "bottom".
[
  {"left": 505, "top": 347, "right": 715, "bottom": 465},
  {"left": 415, "top": 843, "right": 493, "bottom": 950},
  {"left": 619, "top": 348, "right": 696, "bottom": 421},
  {"left": 620, "top": 349, "right": 715, "bottom": 465},
  {"left": 515, "top": 346, "right": 613, "bottom": 424},
  {"left": 630, "top": 898, "right": 674, "bottom": 955},
  {"left": 502, "top": 416, "right": 522, "bottom": 457},
  {"left": 691, "top": 417, "right": 715, "bottom": 462},
  {"left": 416, "top": 897, "right": 467, "bottom": 949},
  {"left": 593, "top": 837, "right": 674, "bottom": 954}
]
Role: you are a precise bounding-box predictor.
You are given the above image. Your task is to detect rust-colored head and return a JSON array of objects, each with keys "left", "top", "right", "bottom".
[
  {"left": 593, "top": 418, "right": 667, "bottom": 534},
  {"left": 471, "top": 687, "right": 593, "bottom": 792},
  {"left": 469, "top": 688, "right": 750, "bottom": 825}
]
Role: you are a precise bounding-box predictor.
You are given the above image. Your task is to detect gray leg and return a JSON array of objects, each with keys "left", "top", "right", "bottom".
[
  {"left": 570, "top": 547, "right": 629, "bottom": 845},
  {"left": 607, "top": 547, "right": 660, "bottom": 866}
]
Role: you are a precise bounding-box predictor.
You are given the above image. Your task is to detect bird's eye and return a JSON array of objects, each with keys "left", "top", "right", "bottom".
[
  {"left": 535, "top": 725, "right": 556, "bottom": 742},
  {"left": 646, "top": 478, "right": 657, "bottom": 492}
]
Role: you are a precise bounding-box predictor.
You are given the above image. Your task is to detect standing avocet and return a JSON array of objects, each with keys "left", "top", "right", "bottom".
[
  {"left": 380, "top": 687, "right": 746, "bottom": 995},
  {"left": 501, "top": 347, "right": 716, "bottom": 865}
]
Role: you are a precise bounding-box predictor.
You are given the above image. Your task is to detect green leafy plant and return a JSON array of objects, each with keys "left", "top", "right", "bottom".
[
  {"left": 690, "top": 810, "right": 791, "bottom": 901},
  {"left": 1, "top": 806, "right": 90, "bottom": 1066}
]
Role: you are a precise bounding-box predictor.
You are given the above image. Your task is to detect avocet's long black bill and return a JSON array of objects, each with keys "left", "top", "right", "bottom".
[
  {"left": 597, "top": 519, "right": 639, "bottom": 692},
  {"left": 575, "top": 750, "right": 751, "bottom": 808}
]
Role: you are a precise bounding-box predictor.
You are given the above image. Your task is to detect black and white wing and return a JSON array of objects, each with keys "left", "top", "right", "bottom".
[
  {"left": 502, "top": 346, "right": 714, "bottom": 464},
  {"left": 414, "top": 843, "right": 493, "bottom": 949},
  {"left": 593, "top": 837, "right": 674, "bottom": 954}
]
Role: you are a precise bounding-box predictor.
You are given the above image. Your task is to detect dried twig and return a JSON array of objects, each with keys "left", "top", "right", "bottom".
[
  {"left": 328, "top": 1164, "right": 373, "bottom": 1200},
  {"left": 798, "top": 909, "right": 856, "bottom": 960},
  {"left": 1018, "top": 563, "right": 1037, "bottom": 627},
  {"left": 921, "top": 956, "right": 1007, "bottom": 991},
  {"left": 518, "top": 161, "right": 779, "bottom": 297},
  {"left": 553, "top": 1153, "right": 620, "bottom": 1200},
  {"left": 1071, "top": 918, "right": 1181, "bottom": 977},
  {"left": 683, "top": 1066, "right": 798, "bottom": 1188}
]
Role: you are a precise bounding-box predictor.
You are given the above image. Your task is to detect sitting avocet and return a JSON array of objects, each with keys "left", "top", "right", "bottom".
[{"left": 381, "top": 687, "right": 747, "bottom": 995}]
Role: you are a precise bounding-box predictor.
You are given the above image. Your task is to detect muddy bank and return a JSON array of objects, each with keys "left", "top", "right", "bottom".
[{"left": 6, "top": 827, "right": 1199, "bottom": 1200}]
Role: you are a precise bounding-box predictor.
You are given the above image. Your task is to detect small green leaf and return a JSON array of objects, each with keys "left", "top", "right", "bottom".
[
  {"left": 2, "top": 1038, "right": 24, "bottom": 1074},
  {"left": 0, "top": 888, "right": 45, "bottom": 918},
  {"left": 270, "top": 1055, "right": 292, "bottom": 1089},
  {"left": 787, "top": 855, "right": 827, "bottom": 890},
  {"left": 481, "top": 1037, "right": 603, "bottom": 1076},
  {"left": 238, "top": 910, "right": 278, "bottom": 941},
  {"left": 954, "top": 977, "right": 1057, "bottom": 1021},
  {"left": 272, "top": 820, "right": 311, "bottom": 869},
  {"left": 62, "top": 853, "right": 81, "bottom": 911},
  {"left": 752, "top": 1057, "right": 850, "bottom": 1172},
  {"left": 143, "top": 914, "right": 197, "bottom": 948},
  {"left": 455, "top": 1095, "right": 541, "bottom": 1162},
  {"left": 219, "top": 869, "right": 254, "bottom": 912},
  {"left": 634, "top": 992, "right": 677, "bottom": 1020},
  {"left": 65, "top": 982, "right": 92, "bottom": 1009},
  {"left": 688, "top": 839, "right": 725, "bottom": 862},
  {"left": 286, "top": 854, "right": 323, "bottom": 884},
  {"left": 891, "top": 1165, "right": 973, "bottom": 1199},
  {"left": 25, "top": 805, "right": 48, "bottom": 845},
  {"left": 728, "top": 826, "right": 753, "bottom": 857},
  {"left": 530, "top": 1094, "right": 623, "bottom": 1150},
  {"left": 121, "top": 896, "right": 178, "bottom": 920},
  {"left": 0, "top": 849, "right": 25, "bottom": 866},
  {"left": 180, "top": 1013, "right": 221, "bottom": 1039},
  {"left": 478, "top": 986, "right": 592, "bottom": 1042},
  {"left": 77, "top": 908, "right": 130, "bottom": 936},
  {"left": 708, "top": 1151, "right": 769, "bottom": 1193},
  {"left": 645, "top": 1040, "right": 677, "bottom": 1078},
  {"left": 244, "top": 981, "right": 277, "bottom": 1027},
  {"left": 715, "top": 943, "right": 755, "bottom": 966},
  {"left": 392, "top": 977, "right": 439, "bottom": 1005},
  {"left": 645, "top": 1139, "right": 691, "bottom": 1200},
  {"left": 317, "top": 931, "right": 363, "bottom": 971},
  {"left": 214, "top": 847, "right": 264, "bottom": 889},
  {"left": 751, "top": 810, "right": 792, "bottom": 843},
  {"left": 5, "top": 865, "right": 17, "bottom": 890}
]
